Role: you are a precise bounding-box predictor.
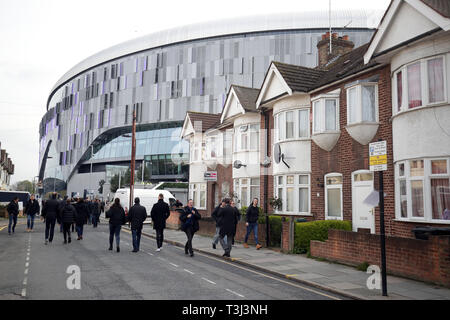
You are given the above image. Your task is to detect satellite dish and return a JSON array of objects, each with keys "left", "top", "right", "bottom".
[
  {"left": 273, "top": 143, "right": 282, "bottom": 164},
  {"left": 261, "top": 156, "right": 271, "bottom": 168},
  {"left": 233, "top": 160, "right": 246, "bottom": 169}
]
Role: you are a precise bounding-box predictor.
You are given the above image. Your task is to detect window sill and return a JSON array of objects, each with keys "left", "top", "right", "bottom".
[
  {"left": 275, "top": 138, "right": 311, "bottom": 143},
  {"left": 311, "top": 131, "right": 341, "bottom": 152},
  {"left": 325, "top": 216, "right": 344, "bottom": 221},
  {"left": 392, "top": 102, "right": 449, "bottom": 121},
  {"left": 273, "top": 212, "right": 313, "bottom": 216},
  {"left": 393, "top": 218, "right": 450, "bottom": 225},
  {"left": 345, "top": 122, "right": 379, "bottom": 145}
]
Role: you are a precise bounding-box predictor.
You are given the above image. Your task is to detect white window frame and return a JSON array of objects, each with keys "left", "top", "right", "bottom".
[
  {"left": 234, "top": 177, "right": 260, "bottom": 209},
  {"left": 234, "top": 123, "right": 259, "bottom": 152},
  {"left": 346, "top": 83, "right": 379, "bottom": 125},
  {"left": 273, "top": 174, "right": 311, "bottom": 215},
  {"left": 325, "top": 173, "right": 343, "bottom": 220},
  {"left": 189, "top": 183, "right": 207, "bottom": 210},
  {"left": 395, "top": 158, "right": 450, "bottom": 223},
  {"left": 205, "top": 135, "right": 218, "bottom": 160},
  {"left": 312, "top": 97, "right": 340, "bottom": 134},
  {"left": 393, "top": 55, "right": 447, "bottom": 115},
  {"left": 274, "top": 108, "right": 310, "bottom": 143}
]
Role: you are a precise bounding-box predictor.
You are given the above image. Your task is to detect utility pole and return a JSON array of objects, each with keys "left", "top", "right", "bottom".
[
  {"left": 129, "top": 104, "right": 137, "bottom": 210},
  {"left": 90, "top": 144, "right": 94, "bottom": 199}
]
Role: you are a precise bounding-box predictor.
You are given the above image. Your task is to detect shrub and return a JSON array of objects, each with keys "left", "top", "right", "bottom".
[
  {"left": 293, "top": 220, "right": 352, "bottom": 254},
  {"left": 357, "top": 261, "right": 370, "bottom": 272}
]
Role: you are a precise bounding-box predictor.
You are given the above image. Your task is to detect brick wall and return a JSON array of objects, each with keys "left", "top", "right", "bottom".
[
  {"left": 196, "top": 218, "right": 267, "bottom": 246},
  {"left": 310, "top": 229, "right": 450, "bottom": 287}
]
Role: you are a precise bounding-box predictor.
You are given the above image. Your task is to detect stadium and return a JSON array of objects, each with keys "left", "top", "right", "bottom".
[{"left": 37, "top": 10, "right": 382, "bottom": 199}]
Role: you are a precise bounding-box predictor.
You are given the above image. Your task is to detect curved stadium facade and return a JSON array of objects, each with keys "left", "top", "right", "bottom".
[{"left": 38, "top": 10, "right": 381, "bottom": 199}]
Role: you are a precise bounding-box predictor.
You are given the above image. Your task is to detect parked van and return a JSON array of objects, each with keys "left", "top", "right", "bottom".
[{"left": 114, "top": 188, "right": 176, "bottom": 222}]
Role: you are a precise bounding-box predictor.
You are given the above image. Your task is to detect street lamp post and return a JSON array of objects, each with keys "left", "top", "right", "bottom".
[
  {"left": 89, "top": 144, "right": 93, "bottom": 199},
  {"left": 129, "top": 105, "right": 137, "bottom": 210}
]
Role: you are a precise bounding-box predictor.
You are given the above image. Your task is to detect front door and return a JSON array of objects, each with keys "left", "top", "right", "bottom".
[{"left": 352, "top": 171, "right": 375, "bottom": 233}]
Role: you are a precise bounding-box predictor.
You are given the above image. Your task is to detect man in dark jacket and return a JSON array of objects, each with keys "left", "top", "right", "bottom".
[
  {"left": 179, "top": 199, "right": 201, "bottom": 257},
  {"left": 230, "top": 200, "right": 241, "bottom": 246},
  {"left": 7, "top": 197, "right": 19, "bottom": 235},
  {"left": 25, "top": 194, "right": 40, "bottom": 232},
  {"left": 211, "top": 200, "right": 226, "bottom": 249},
  {"left": 42, "top": 193, "right": 60, "bottom": 244},
  {"left": 217, "top": 198, "right": 238, "bottom": 257},
  {"left": 91, "top": 199, "right": 101, "bottom": 228},
  {"left": 150, "top": 194, "right": 171, "bottom": 251},
  {"left": 244, "top": 198, "right": 262, "bottom": 249},
  {"left": 106, "top": 198, "right": 126, "bottom": 252},
  {"left": 74, "top": 198, "right": 89, "bottom": 240},
  {"left": 128, "top": 197, "right": 148, "bottom": 252},
  {"left": 59, "top": 199, "right": 77, "bottom": 244}
]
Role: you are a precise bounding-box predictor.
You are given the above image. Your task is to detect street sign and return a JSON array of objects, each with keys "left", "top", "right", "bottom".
[
  {"left": 204, "top": 171, "right": 217, "bottom": 181},
  {"left": 369, "top": 141, "right": 387, "bottom": 171}
]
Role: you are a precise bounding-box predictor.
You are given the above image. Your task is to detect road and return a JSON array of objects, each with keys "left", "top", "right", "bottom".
[{"left": 0, "top": 220, "right": 346, "bottom": 300}]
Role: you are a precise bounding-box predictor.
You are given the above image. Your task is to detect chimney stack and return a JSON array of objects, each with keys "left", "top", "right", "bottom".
[{"left": 317, "top": 32, "right": 354, "bottom": 68}]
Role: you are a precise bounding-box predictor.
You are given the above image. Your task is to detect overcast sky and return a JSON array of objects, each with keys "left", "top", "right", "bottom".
[{"left": 0, "top": 0, "right": 391, "bottom": 184}]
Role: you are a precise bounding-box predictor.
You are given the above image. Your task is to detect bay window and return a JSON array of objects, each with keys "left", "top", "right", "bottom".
[
  {"left": 394, "top": 55, "right": 446, "bottom": 113},
  {"left": 234, "top": 178, "right": 260, "bottom": 208},
  {"left": 325, "top": 173, "right": 343, "bottom": 220},
  {"left": 274, "top": 174, "right": 310, "bottom": 214},
  {"left": 312, "top": 98, "right": 339, "bottom": 134},
  {"left": 275, "top": 109, "right": 310, "bottom": 142},
  {"left": 396, "top": 158, "right": 450, "bottom": 222},
  {"left": 235, "top": 124, "right": 259, "bottom": 151},
  {"left": 189, "top": 183, "right": 207, "bottom": 209},
  {"left": 346, "top": 83, "right": 378, "bottom": 125}
]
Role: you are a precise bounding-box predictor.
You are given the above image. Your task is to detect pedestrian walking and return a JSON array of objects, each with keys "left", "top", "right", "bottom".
[
  {"left": 243, "top": 198, "right": 262, "bottom": 250},
  {"left": 59, "top": 199, "right": 77, "bottom": 244},
  {"left": 58, "top": 196, "right": 68, "bottom": 233},
  {"left": 217, "top": 198, "right": 238, "bottom": 257},
  {"left": 42, "top": 193, "right": 60, "bottom": 244},
  {"left": 105, "top": 198, "right": 126, "bottom": 252},
  {"left": 179, "top": 199, "right": 201, "bottom": 257},
  {"left": 91, "top": 199, "right": 101, "bottom": 228},
  {"left": 128, "top": 197, "right": 147, "bottom": 252},
  {"left": 7, "top": 197, "right": 19, "bottom": 235},
  {"left": 211, "top": 200, "right": 226, "bottom": 249},
  {"left": 150, "top": 193, "right": 171, "bottom": 251},
  {"left": 74, "top": 198, "right": 89, "bottom": 240},
  {"left": 25, "top": 195, "right": 40, "bottom": 232},
  {"left": 230, "top": 200, "right": 241, "bottom": 246}
]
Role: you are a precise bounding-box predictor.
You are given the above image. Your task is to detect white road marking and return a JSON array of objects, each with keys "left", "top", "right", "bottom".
[
  {"left": 201, "top": 277, "right": 216, "bottom": 285},
  {"left": 23, "top": 277, "right": 27, "bottom": 286},
  {"left": 183, "top": 269, "right": 194, "bottom": 275},
  {"left": 25, "top": 262, "right": 29, "bottom": 268},
  {"left": 147, "top": 252, "right": 154, "bottom": 256},
  {"left": 226, "top": 289, "right": 244, "bottom": 298},
  {"left": 24, "top": 269, "right": 28, "bottom": 275},
  {"left": 158, "top": 257, "right": 166, "bottom": 261},
  {"left": 26, "top": 257, "right": 29, "bottom": 261},
  {"left": 169, "top": 263, "right": 179, "bottom": 268},
  {"left": 21, "top": 288, "right": 26, "bottom": 297}
]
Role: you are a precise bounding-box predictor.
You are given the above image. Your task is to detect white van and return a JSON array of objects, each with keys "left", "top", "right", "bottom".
[{"left": 113, "top": 188, "right": 176, "bottom": 223}]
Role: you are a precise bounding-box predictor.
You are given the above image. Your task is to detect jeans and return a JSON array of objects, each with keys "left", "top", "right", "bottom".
[
  {"left": 219, "top": 234, "right": 232, "bottom": 255},
  {"left": 8, "top": 214, "right": 17, "bottom": 233},
  {"left": 132, "top": 228, "right": 142, "bottom": 251},
  {"left": 244, "top": 222, "right": 259, "bottom": 244},
  {"left": 62, "top": 222, "right": 72, "bottom": 241},
  {"left": 109, "top": 225, "right": 121, "bottom": 248},
  {"left": 27, "top": 215, "right": 35, "bottom": 230},
  {"left": 184, "top": 228, "right": 195, "bottom": 254},
  {"left": 212, "top": 227, "right": 221, "bottom": 245},
  {"left": 45, "top": 219, "right": 56, "bottom": 242},
  {"left": 155, "top": 228, "right": 164, "bottom": 248},
  {"left": 76, "top": 224, "right": 84, "bottom": 237},
  {"left": 93, "top": 215, "right": 99, "bottom": 228}
]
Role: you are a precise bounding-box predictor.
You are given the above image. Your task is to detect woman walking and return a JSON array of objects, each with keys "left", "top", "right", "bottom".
[
  {"left": 243, "top": 198, "right": 262, "bottom": 250},
  {"left": 25, "top": 195, "right": 40, "bottom": 232},
  {"left": 179, "top": 199, "right": 201, "bottom": 257},
  {"left": 105, "top": 198, "right": 126, "bottom": 252}
]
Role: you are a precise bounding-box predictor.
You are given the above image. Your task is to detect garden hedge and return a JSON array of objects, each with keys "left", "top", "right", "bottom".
[{"left": 293, "top": 220, "right": 352, "bottom": 254}]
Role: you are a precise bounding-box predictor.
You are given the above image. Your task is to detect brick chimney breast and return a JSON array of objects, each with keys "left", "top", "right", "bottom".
[{"left": 317, "top": 32, "right": 355, "bottom": 68}]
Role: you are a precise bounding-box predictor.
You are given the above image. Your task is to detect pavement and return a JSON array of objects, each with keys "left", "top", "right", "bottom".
[{"left": 136, "top": 224, "right": 450, "bottom": 300}]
